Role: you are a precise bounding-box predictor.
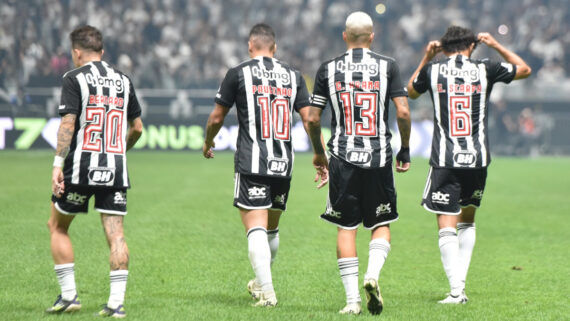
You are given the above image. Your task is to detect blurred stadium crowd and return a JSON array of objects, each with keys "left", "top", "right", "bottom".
[
  {"left": 1, "top": 0, "right": 567, "bottom": 90},
  {"left": 0, "top": 0, "right": 567, "bottom": 155}
]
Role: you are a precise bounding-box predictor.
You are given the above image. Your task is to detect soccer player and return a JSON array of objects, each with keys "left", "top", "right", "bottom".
[
  {"left": 407, "top": 26, "right": 531, "bottom": 304},
  {"left": 46, "top": 25, "right": 143, "bottom": 318},
  {"left": 202, "top": 23, "right": 327, "bottom": 307},
  {"left": 308, "top": 12, "right": 411, "bottom": 315}
]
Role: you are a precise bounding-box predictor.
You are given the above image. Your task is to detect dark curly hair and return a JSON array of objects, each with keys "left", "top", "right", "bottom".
[{"left": 440, "top": 25, "right": 478, "bottom": 53}]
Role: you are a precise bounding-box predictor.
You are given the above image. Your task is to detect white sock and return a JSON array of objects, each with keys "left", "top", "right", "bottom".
[
  {"left": 54, "top": 263, "right": 76, "bottom": 301},
  {"left": 457, "top": 222, "right": 476, "bottom": 287},
  {"left": 267, "top": 228, "right": 279, "bottom": 266},
  {"left": 247, "top": 227, "right": 274, "bottom": 293},
  {"left": 364, "top": 238, "right": 391, "bottom": 281},
  {"left": 438, "top": 228, "right": 462, "bottom": 296},
  {"left": 338, "top": 257, "right": 361, "bottom": 304},
  {"left": 108, "top": 270, "right": 128, "bottom": 309}
]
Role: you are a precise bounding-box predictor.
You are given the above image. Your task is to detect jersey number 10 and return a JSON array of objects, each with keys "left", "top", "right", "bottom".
[
  {"left": 258, "top": 97, "right": 291, "bottom": 141},
  {"left": 82, "top": 107, "right": 124, "bottom": 153}
]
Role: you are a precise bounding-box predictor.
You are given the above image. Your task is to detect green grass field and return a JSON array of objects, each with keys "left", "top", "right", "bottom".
[{"left": 0, "top": 151, "right": 568, "bottom": 320}]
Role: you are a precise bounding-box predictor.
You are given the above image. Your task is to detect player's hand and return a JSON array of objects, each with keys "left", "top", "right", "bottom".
[
  {"left": 52, "top": 167, "right": 65, "bottom": 197},
  {"left": 313, "top": 153, "right": 329, "bottom": 189},
  {"left": 425, "top": 41, "right": 442, "bottom": 60},
  {"left": 203, "top": 140, "right": 215, "bottom": 159},
  {"left": 478, "top": 32, "right": 499, "bottom": 49},
  {"left": 395, "top": 147, "right": 411, "bottom": 173}
]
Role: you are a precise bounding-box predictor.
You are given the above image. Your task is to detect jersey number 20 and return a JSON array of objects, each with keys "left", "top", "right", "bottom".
[{"left": 82, "top": 107, "right": 124, "bottom": 153}]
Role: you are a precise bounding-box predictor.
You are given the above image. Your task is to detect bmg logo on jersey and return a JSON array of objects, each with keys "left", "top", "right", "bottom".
[
  {"left": 431, "top": 191, "right": 450, "bottom": 204},
  {"left": 66, "top": 192, "right": 87, "bottom": 205},
  {"left": 376, "top": 203, "right": 391, "bottom": 216},
  {"left": 251, "top": 66, "right": 290, "bottom": 85},
  {"left": 438, "top": 64, "right": 480, "bottom": 82},
  {"left": 88, "top": 167, "right": 115, "bottom": 185},
  {"left": 336, "top": 61, "right": 378, "bottom": 76},
  {"left": 453, "top": 151, "right": 476, "bottom": 166},
  {"left": 248, "top": 186, "right": 267, "bottom": 199},
  {"left": 268, "top": 159, "right": 288, "bottom": 174},
  {"left": 347, "top": 149, "right": 372, "bottom": 165},
  {"left": 85, "top": 74, "right": 124, "bottom": 93}
]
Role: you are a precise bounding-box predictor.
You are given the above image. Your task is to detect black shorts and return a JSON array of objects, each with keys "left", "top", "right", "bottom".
[
  {"left": 233, "top": 173, "right": 291, "bottom": 211},
  {"left": 52, "top": 184, "right": 127, "bottom": 215},
  {"left": 321, "top": 156, "right": 398, "bottom": 230},
  {"left": 421, "top": 167, "right": 487, "bottom": 215}
]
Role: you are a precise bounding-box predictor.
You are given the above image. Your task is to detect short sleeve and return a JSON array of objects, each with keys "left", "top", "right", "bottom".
[
  {"left": 486, "top": 60, "right": 517, "bottom": 84},
  {"left": 214, "top": 67, "right": 239, "bottom": 108},
  {"left": 309, "top": 63, "right": 328, "bottom": 109},
  {"left": 388, "top": 61, "right": 408, "bottom": 97},
  {"left": 412, "top": 64, "right": 430, "bottom": 94},
  {"left": 126, "top": 80, "right": 142, "bottom": 120},
  {"left": 293, "top": 73, "right": 310, "bottom": 112},
  {"left": 59, "top": 76, "right": 81, "bottom": 115}
]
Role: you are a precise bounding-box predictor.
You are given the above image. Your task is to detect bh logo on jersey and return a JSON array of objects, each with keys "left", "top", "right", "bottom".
[
  {"left": 471, "top": 189, "right": 484, "bottom": 200},
  {"left": 268, "top": 159, "right": 288, "bottom": 174},
  {"left": 66, "top": 192, "right": 87, "bottom": 205},
  {"left": 453, "top": 152, "right": 476, "bottom": 166},
  {"left": 376, "top": 203, "right": 391, "bottom": 217},
  {"left": 114, "top": 191, "right": 127, "bottom": 205},
  {"left": 88, "top": 168, "right": 115, "bottom": 185},
  {"left": 248, "top": 186, "right": 266, "bottom": 200},
  {"left": 347, "top": 149, "right": 372, "bottom": 165},
  {"left": 431, "top": 191, "right": 450, "bottom": 205}
]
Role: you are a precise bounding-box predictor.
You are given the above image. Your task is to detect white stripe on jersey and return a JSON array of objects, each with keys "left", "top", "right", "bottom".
[
  {"left": 478, "top": 63, "right": 488, "bottom": 166},
  {"left": 430, "top": 63, "right": 446, "bottom": 167},
  {"left": 88, "top": 64, "right": 103, "bottom": 174},
  {"left": 72, "top": 72, "right": 90, "bottom": 184},
  {"left": 105, "top": 64, "right": 118, "bottom": 185},
  {"left": 327, "top": 60, "right": 341, "bottom": 156},
  {"left": 287, "top": 67, "right": 297, "bottom": 173},
  {"left": 259, "top": 60, "right": 275, "bottom": 175},
  {"left": 378, "top": 59, "right": 388, "bottom": 167},
  {"left": 243, "top": 66, "right": 260, "bottom": 174},
  {"left": 360, "top": 53, "right": 373, "bottom": 166},
  {"left": 121, "top": 71, "right": 131, "bottom": 186},
  {"left": 461, "top": 57, "right": 476, "bottom": 168},
  {"left": 345, "top": 50, "right": 355, "bottom": 154}
]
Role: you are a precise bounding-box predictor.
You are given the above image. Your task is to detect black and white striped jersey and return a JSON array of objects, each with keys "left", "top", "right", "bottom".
[
  {"left": 59, "top": 60, "right": 142, "bottom": 188},
  {"left": 310, "top": 48, "right": 408, "bottom": 168},
  {"left": 412, "top": 55, "right": 516, "bottom": 168},
  {"left": 215, "top": 56, "right": 310, "bottom": 177}
]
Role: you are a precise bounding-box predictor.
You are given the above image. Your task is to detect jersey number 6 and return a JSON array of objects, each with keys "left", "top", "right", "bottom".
[{"left": 449, "top": 96, "right": 471, "bottom": 137}]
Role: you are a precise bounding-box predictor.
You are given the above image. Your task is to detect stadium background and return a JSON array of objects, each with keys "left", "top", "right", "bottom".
[{"left": 1, "top": 0, "right": 568, "bottom": 156}]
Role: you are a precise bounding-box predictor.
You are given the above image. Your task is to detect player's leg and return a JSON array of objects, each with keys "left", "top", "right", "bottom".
[
  {"left": 46, "top": 202, "right": 81, "bottom": 313},
  {"left": 96, "top": 189, "right": 129, "bottom": 318},
  {"left": 267, "top": 210, "right": 282, "bottom": 266},
  {"left": 337, "top": 227, "right": 361, "bottom": 315},
  {"left": 422, "top": 168, "right": 465, "bottom": 303},
  {"left": 457, "top": 206, "right": 476, "bottom": 291},
  {"left": 240, "top": 208, "right": 276, "bottom": 306}
]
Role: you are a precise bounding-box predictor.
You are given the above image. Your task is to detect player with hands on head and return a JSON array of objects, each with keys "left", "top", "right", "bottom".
[
  {"left": 407, "top": 26, "right": 531, "bottom": 304},
  {"left": 203, "top": 23, "right": 327, "bottom": 307},
  {"left": 308, "top": 11, "right": 411, "bottom": 315}
]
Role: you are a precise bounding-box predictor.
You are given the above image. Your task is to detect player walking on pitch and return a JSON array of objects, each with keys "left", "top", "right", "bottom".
[
  {"left": 308, "top": 12, "right": 411, "bottom": 315},
  {"left": 47, "top": 25, "right": 143, "bottom": 318},
  {"left": 203, "top": 23, "right": 327, "bottom": 307},
  {"left": 407, "top": 26, "right": 531, "bottom": 304}
]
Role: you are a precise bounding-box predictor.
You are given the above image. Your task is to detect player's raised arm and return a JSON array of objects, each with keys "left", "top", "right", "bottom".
[
  {"left": 203, "top": 103, "right": 230, "bottom": 158},
  {"left": 299, "top": 106, "right": 328, "bottom": 188},
  {"left": 392, "top": 96, "right": 411, "bottom": 173},
  {"left": 478, "top": 32, "right": 532, "bottom": 80},
  {"left": 407, "top": 41, "right": 442, "bottom": 99}
]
